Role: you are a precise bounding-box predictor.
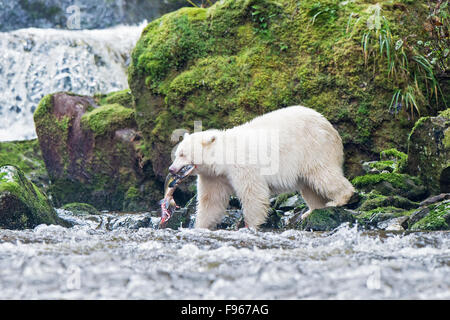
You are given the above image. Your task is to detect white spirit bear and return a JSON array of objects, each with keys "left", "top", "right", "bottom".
[{"left": 169, "top": 106, "right": 355, "bottom": 229}]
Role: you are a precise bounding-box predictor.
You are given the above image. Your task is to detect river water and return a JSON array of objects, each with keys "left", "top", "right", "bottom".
[{"left": 0, "top": 210, "right": 448, "bottom": 299}]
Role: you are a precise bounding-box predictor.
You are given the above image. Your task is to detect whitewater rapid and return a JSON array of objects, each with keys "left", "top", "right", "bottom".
[{"left": 0, "top": 209, "right": 449, "bottom": 299}]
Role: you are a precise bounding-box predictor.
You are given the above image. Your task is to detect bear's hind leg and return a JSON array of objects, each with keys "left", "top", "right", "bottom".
[
  {"left": 299, "top": 184, "right": 328, "bottom": 219},
  {"left": 323, "top": 175, "right": 355, "bottom": 208},
  {"left": 308, "top": 169, "right": 355, "bottom": 209},
  {"left": 195, "top": 175, "right": 232, "bottom": 229}
]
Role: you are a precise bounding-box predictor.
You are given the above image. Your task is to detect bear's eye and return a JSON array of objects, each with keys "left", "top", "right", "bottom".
[{"left": 179, "top": 152, "right": 185, "bottom": 158}]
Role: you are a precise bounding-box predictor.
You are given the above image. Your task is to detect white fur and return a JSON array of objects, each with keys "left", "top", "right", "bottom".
[{"left": 170, "top": 105, "right": 355, "bottom": 229}]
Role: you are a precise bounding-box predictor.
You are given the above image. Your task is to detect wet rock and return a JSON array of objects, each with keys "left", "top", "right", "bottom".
[
  {"left": 409, "top": 200, "right": 450, "bottom": 231},
  {"left": 407, "top": 109, "right": 450, "bottom": 194},
  {"left": 0, "top": 165, "right": 67, "bottom": 229},
  {"left": 419, "top": 193, "right": 450, "bottom": 207},
  {"left": 358, "top": 194, "right": 418, "bottom": 211},
  {"left": 107, "top": 212, "right": 155, "bottom": 230},
  {"left": 276, "top": 194, "right": 305, "bottom": 211},
  {"left": 355, "top": 207, "right": 409, "bottom": 230},
  {"left": 164, "top": 208, "right": 192, "bottom": 230},
  {"left": 261, "top": 208, "right": 285, "bottom": 229},
  {"left": 61, "top": 202, "right": 100, "bottom": 215},
  {"left": 34, "top": 92, "right": 161, "bottom": 211},
  {"left": 299, "top": 207, "right": 356, "bottom": 231},
  {"left": 377, "top": 216, "right": 409, "bottom": 231},
  {"left": 362, "top": 161, "right": 394, "bottom": 174},
  {"left": 406, "top": 207, "right": 430, "bottom": 228},
  {"left": 216, "top": 210, "right": 245, "bottom": 230}
]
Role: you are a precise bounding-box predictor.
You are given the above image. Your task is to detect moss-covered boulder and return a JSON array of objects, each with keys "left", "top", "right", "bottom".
[
  {"left": 355, "top": 206, "right": 412, "bottom": 230},
  {"left": 409, "top": 200, "right": 450, "bottom": 231},
  {"left": 34, "top": 92, "right": 161, "bottom": 211},
  {"left": 352, "top": 172, "right": 427, "bottom": 201},
  {"left": 128, "top": 0, "right": 441, "bottom": 181},
  {"left": 0, "top": 165, "right": 65, "bottom": 229},
  {"left": 61, "top": 202, "right": 101, "bottom": 216},
  {"left": 0, "top": 139, "right": 48, "bottom": 189},
  {"left": 407, "top": 109, "right": 450, "bottom": 194}
]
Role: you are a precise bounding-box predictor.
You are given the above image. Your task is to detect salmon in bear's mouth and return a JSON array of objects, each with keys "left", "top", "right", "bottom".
[{"left": 159, "top": 164, "right": 196, "bottom": 228}]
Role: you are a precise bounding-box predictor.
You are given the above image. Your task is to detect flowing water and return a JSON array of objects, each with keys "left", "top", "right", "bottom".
[{"left": 0, "top": 210, "right": 448, "bottom": 299}]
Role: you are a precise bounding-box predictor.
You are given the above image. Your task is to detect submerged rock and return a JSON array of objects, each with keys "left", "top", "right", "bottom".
[
  {"left": 0, "top": 165, "right": 66, "bottom": 229},
  {"left": 407, "top": 109, "right": 450, "bottom": 194}
]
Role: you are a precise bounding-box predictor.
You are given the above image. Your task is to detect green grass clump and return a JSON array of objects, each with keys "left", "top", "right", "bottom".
[{"left": 99, "top": 89, "right": 134, "bottom": 108}]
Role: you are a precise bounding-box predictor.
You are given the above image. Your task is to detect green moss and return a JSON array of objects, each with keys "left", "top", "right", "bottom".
[
  {"left": 359, "top": 194, "right": 417, "bottom": 211},
  {"left": 125, "top": 186, "right": 140, "bottom": 200},
  {"left": 438, "top": 108, "right": 450, "bottom": 119},
  {"left": 380, "top": 148, "right": 408, "bottom": 173},
  {"left": 410, "top": 201, "right": 450, "bottom": 231},
  {"left": 444, "top": 128, "right": 450, "bottom": 149},
  {"left": 61, "top": 202, "right": 100, "bottom": 215},
  {"left": 0, "top": 139, "right": 46, "bottom": 178},
  {"left": 80, "top": 104, "right": 136, "bottom": 136},
  {"left": 408, "top": 116, "right": 430, "bottom": 142},
  {"left": 98, "top": 89, "right": 134, "bottom": 108},
  {"left": 272, "top": 192, "right": 296, "bottom": 209},
  {"left": 352, "top": 173, "right": 418, "bottom": 190},
  {"left": 300, "top": 207, "right": 355, "bottom": 231},
  {"left": 368, "top": 160, "right": 396, "bottom": 172},
  {"left": 33, "top": 94, "right": 53, "bottom": 120},
  {"left": 0, "top": 165, "right": 62, "bottom": 229}
]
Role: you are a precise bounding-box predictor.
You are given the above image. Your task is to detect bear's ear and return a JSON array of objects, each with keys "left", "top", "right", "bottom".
[
  {"left": 183, "top": 132, "right": 189, "bottom": 139},
  {"left": 201, "top": 134, "right": 216, "bottom": 146}
]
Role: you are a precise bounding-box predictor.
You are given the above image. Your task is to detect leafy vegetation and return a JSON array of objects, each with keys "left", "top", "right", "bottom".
[{"left": 347, "top": 2, "right": 447, "bottom": 119}]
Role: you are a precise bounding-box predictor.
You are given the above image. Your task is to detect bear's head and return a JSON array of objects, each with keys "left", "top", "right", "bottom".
[{"left": 169, "top": 130, "right": 222, "bottom": 175}]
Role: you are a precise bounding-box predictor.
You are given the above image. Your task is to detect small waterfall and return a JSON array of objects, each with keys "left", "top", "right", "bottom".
[{"left": 0, "top": 23, "right": 146, "bottom": 141}]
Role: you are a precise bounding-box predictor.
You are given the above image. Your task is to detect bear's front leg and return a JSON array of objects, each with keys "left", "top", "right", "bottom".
[
  {"left": 195, "top": 174, "right": 232, "bottom": 229},
  {"left": 229, "top": 168, "right": 270, "bottom": 229}
]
